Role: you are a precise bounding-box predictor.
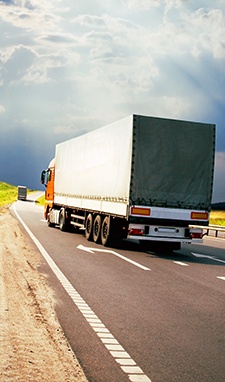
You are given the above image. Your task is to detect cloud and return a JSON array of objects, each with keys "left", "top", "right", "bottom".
[
  {"left": 185, "top": 8, "right": 225, "bottom": 59},
  {"left": 0, "top": 0, "right": 15, "bottom": 4},
  {"left": 0, "top": 104, "right": 5, "bottom": 114},
  {"left": 125, "top": 0, "right": 161, "bottom": 11},
  {"left": 0, "top": 0, "right": 224, "bottom": 200},
  {"left": 35, "top": 33, "right": 78, "bottom": 46},
  {"left": 0, "top": 0, "right": 61, "bottom": 32},
  {"left": 0, "top": 43, "right": 80, "bottom": 86}
]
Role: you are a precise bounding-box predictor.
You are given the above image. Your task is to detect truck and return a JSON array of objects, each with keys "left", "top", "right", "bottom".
[
  {"left": 41, "top": 114, "right": 215, "bottom": 250},
  {"left": 18, "top": 185, "right": 27, "bottom": 201}
]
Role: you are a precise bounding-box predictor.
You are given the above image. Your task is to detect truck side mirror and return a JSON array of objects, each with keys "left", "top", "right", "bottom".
[{"left": 41, "top": 170, "right": 46, "bottom": 185}]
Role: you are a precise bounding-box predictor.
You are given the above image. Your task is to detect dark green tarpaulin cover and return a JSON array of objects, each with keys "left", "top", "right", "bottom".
[{"left": 130, "top": 115, "right": 215, "bottom": 210}]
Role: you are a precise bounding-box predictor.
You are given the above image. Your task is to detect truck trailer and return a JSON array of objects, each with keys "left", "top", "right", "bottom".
[{"left": 41, "top": 114, "right": 215, "bottom": 250}]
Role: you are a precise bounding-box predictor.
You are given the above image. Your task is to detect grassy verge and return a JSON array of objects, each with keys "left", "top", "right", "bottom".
[
  {"left": 0, "top": 181, "right": 37, "bottom": 207},
  {"left": 0, "top": 182, "right": 19, "bottom": 206},
  {"left": 209, "top": 210, "right": 225, "bottom": 226},
  {"left": 36, "top": 195, "right": 45, "bottom": 206}
]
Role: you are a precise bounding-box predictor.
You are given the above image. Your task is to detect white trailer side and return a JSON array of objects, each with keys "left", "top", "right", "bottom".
[{"left": 54, "top": 115, "right": 134, "bottom": 217}]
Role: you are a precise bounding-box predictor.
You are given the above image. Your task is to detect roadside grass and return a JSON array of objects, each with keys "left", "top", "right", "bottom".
[
  {"left": 0, "top": 181, "right": 36, "bottom": 207},
  {"left": 36, "top": 195, "right": 45, "bottom": 206},
  {"left": 209, "top": 210, "right": 225, "bottom": 226},
  {"left": 0, "top": 182, "right": 19, "bottom": 206}
]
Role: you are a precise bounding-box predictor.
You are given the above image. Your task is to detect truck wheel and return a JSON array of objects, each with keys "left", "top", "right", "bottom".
[
  {"left": 93, "top": 215, "right": 101, "bottom": 243},
  {"left": 59, "top": 209, "right": 67, "bottom": 231},
  {"left": 101, "top": 216, "right": 111, "bottom": 246},
  {"left": 47, "top": 214, "right": 55, "bottom": 228},
  {"left": 85, "top": 213, "right": 93, "bottom": 241}
]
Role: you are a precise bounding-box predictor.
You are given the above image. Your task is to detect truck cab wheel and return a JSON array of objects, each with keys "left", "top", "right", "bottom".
[
  {"left": 47, "top": 211, "right": 55, "bottom": 227},
  {"left": 59, "top": 209, "right": 67, "bottom": 231},
  {"left": 85, "top": 214, "right": 93, "bottom": 241},
  {"left": 93, "top": 215, "right": 102, "bottom": 243}
]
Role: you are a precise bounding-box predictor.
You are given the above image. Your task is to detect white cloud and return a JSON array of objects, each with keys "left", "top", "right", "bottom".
[
  {"left": 54, "top": 124, "right": 78, "bottom": 135},
  {"left": 125, "top": 0, "right": 161, "bottom": 11},
  {"left": 35, "top": 32, "right": 79, "bottom": 47},
  {"left": 160, "top": 96, "right": 190, "bottom": 118},
  {"left": 160, "top": 6, "right": 225, "bottom": 59},
  {"left": 0, "top": 104, "right": 5, "bottom": 114},
  {"left": 0, "top": 0, "right": 61, "bottom": 33},
  {"left": 189, "top": 8, "right": 225, "bottom": 59}
]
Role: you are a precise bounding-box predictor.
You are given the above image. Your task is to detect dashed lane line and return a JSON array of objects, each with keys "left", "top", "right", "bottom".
[
  {"left": 173, "top": 261, "right": 189, "bottom": 267},
  {"left": 13, "top": 204, "right": 152, "bottom": 382},
  {"left": 192, "top": 252, "right": 225, "bottom": 264}
]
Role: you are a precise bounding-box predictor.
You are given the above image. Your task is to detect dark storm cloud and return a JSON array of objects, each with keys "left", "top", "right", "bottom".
[{"left": 0, "top": 127, "right": 54, "bottom": 190}]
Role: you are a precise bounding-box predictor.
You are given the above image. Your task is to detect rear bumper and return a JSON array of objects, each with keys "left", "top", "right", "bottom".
[{"left": 127, "top": 223, "right": 203, "bottom": 244}]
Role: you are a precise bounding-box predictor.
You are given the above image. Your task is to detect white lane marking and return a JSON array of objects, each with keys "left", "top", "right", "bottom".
[
  {"left": 129, "top": 376, "right": 151, "bottom": 382},
  {"left": 173, "top": 261, "right": 189, "bottom": 267},
  {"left": 192, "top": 252, "right": 225, "bottom": 264},
  {"left": 77, "top": 244, "right": 151, "bottom": 271},
  {"left": 217, "top": 277, "right": 225, "bottom": 281},
  {"left": 13, "top": 204, "right": 152, "bottom": 382}
]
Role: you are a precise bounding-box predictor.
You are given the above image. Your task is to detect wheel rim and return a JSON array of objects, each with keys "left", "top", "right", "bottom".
[
  {"left": 87, "top": 219, "right": 91, "bottom": 234},
  {"left": 93, "top": 215, "right": 101, "bottom": 243},
  {"left": 85, "top": 214, "right": 93, "bottom": 240},
  {"left": 101, "top": 216, "right": 110, "bottom": 246},
  {"left": 102, "top": 219, "right": 108, "bottom": 240}
]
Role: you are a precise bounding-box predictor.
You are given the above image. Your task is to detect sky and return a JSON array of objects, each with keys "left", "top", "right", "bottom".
[{"left": 0, "top": 0, "right": 225, "bottom": 202}]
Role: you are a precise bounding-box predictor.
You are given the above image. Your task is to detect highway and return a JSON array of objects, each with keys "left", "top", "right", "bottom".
[{"left": 12, "top": 196, "right": 225, "bottom": 382}]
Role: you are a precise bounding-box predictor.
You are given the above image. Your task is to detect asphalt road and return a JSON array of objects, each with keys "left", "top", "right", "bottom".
[{"left": 12, "top": 196, "right": 225, "bottom": 382}]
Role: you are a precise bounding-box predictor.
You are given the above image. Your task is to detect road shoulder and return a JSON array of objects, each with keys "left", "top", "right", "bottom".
[{"left": 0, "top": 206, "right": 88, "bottom": 382}]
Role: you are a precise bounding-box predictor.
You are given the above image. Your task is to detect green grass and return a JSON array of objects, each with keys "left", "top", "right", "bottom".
[
  {"left": 0, "top": 181, "right": 37, "bottom": 207},
  {"left": 0, "top": 182, "right": 19, "bottom": 206},
  {"left": 36, "top": 195, "right": 45, "bottom": 206},
  {"left": 209, "top": 210, "right": 225, "bottom": 226}
]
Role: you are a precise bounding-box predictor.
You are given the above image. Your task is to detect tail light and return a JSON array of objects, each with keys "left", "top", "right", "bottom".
[
  {"left": 190, "top": 232, "right": 203, "bottom": 239},
  {"left": 189, "top": 227, "right": 203, "bottom": 239},
  {"left": 128, "top": 228, "right": 144, "bottom": 236},
  {"left": 191, "top": 212, "right": 208, "bottom": 220},
  {"left": 131, "top": 207, "right": 151, "bottom": 216}
]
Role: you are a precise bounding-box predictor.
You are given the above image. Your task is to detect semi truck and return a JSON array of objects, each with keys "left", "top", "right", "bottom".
[
  {"left": 41, "top": 114, "right": 215, "bottom": 250},
  {"left": 18, "top": 185, "right": 27, "bottom": 201}
]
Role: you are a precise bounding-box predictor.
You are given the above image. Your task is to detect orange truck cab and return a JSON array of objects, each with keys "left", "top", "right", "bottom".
[{"left": 40, "top": 158, "right": 55, "bottom": 219}]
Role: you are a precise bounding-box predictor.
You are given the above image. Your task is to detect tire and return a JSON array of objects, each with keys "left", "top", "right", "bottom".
[
  {"left": 93, "top": 215, "right": 102, "bottom": 243},
  {"left": 85, "top": 213, "right": 93, "bottom": 241},
  {"left": 101, "top": 216, "right": 111, "bottom": 246},
  {"left": 47, "top": 212, "right": 55, "bottom": 228},
  {"left": 59, "top": 209, "right": 67, "bottom": 231}
]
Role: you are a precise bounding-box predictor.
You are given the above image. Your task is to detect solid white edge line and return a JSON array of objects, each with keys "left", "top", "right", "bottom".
[{"left": 13, "top": 203, "right": 152, "bottom": 382}]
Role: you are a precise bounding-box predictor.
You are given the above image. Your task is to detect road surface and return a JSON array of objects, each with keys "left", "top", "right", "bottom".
[{"left": 12, "top": 196, "right": 225, "bottom": 382}]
